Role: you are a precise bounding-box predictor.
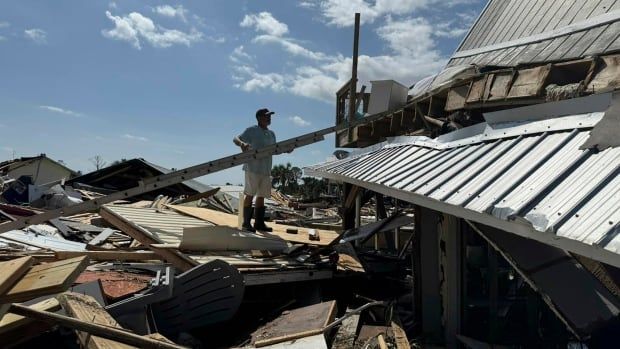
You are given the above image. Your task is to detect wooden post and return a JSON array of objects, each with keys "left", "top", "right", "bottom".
[{"left": 348, "top": 13, "right": 360, "bottom": 142}]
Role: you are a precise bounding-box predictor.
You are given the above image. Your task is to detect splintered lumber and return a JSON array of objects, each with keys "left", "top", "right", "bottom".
[
  {"left": 390, "top": 314, "right": 410, "bottom": 349},
  {"left": 331, "top": 310, "right": 360, "bottom": 349},
  {"left": 377, "top": 334, "right": 388, "bottom": 349},
  {"left": 0, "top": 297, "right": 60, "bottom": 334},
  {"left": 9, "top": 301, "right": 187, "bottom": 349},
  {"left": 171, "top": 187, "right": 220, "bottom": 205},
  {"left": 167, "top": 205, "right": 340, "bottom": 246},
  {"left": 0, "top": 256, "right": 34, "bottom": 296},
  {"left": 58, "top": 292, "right": 136, "bottom": 349},
  {"left": 258, "top": 334, "right": 328, "bottom": 349},
  {"left": 0, "top": 256, "right": 90, "bottom": 303},
  {"left": 252, "top": 300, "right": 337, "bottom": 347},
  {"left": 99, "top": 206, "right": 198, "bottom": 271},
  {"left": 55, "top": 250, "right": 162, "bottom": 262}
]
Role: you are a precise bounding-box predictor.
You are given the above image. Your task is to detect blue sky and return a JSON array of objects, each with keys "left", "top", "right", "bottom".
[{"left": 0, "top": 0, "right": 485, "bottom": 185}]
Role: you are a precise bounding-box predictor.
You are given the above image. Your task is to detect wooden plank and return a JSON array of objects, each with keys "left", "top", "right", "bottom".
[
  {"left": 58, "top": 292, "right": 136, "bottom": 349},
  {"left": 0, "top": 297, "right": 60, "bottom": 334},
  {"left": 180, "top": 225, "right": 288, "bottom": 252},
  {"left": 55, "top": 250, "right": 162, "bottom": 262},
  {"left": 0, "top": 256, "right": 90, "bottom": 303},
  {"left": 390, "top": 314, "right": 410, "bottom": 349},
  {"left": 167, "top": 205, "right": 340, "bottom": 246},
  {"left": 507, "top": 65, "right": 550, "bottom": 98},
  {"left": 252, "top": 300, "right": 336, "bottom": 347},
  {"left": 487, "top": 72, "right": 514, "bottom": 100},
  {"left": 445, "top": 84, "right": 470, "bottom": 111},
  {"left": 99, "top": 206, "right": 198, "bottom": 272},
  {"left": 88, "top": 228, "right": 115, "bottom": 246},
  {"left": 9, "top": 302, "right": 186, "bottom": 349},
  {"left": 331, "top": 311, "right": 359, "bottom": 349},
  {"left": 0, "top": 256, "right": 34, "bottom": 296}
]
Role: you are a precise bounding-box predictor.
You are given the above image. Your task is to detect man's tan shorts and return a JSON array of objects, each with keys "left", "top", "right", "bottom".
[{"left": 244, "top": 171, "right": 271, "bottom": 197}]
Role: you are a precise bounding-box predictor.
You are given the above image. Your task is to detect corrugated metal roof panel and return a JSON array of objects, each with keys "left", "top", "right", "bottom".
[
  {"left": 305, "top": 114, "right": 620, "bottom": 267},
  {"left": 451, "top": 0, "right": 620, "bottom": 67},
  {"left": 104, "top": 205, "right": 211, "bottom": 244}
]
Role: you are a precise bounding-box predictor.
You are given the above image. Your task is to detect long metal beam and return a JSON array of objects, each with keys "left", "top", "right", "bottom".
[{"left": 0, "top": 111, "right": 392, "bottom": 234}]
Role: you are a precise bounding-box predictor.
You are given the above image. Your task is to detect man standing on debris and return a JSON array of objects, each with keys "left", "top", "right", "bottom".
[{"left": 233, "top": 108, "right": 278, "bottom": 232}]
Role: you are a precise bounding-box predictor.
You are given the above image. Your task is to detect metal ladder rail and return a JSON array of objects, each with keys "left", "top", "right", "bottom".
[{"left": 0, "top": 110, "right": 392, "bottom": 233}]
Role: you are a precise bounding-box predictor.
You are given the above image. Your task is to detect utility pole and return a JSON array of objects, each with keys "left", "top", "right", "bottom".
[{"left": 348, "top": 13, "right": 360, "bottom": 124}]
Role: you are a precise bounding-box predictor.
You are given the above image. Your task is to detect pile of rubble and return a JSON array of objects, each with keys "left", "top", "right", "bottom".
[{"left": 0, "top": 155, "right": 416, "bottom": 349}]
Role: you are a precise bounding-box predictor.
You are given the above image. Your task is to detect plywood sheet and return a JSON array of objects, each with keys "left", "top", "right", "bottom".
[
  {"left": 252, "top": 300, "right": 336, "bottom": 347},
  {"left": 0, "top": 256, "right": 89, "bottom": 303},
  {"left": 507, "top": 65, "right": 550, "bottom": 98},
  {"left": 181, "top": 226, "right": 288, "bottom": 252},
  {"left": 0, "top": 256, "right": 33, "bottom": 296},
  {"left": 167, "top": 205, "right": 339, "bottom": 246}
]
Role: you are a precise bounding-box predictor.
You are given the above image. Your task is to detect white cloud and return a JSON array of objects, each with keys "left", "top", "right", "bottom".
[
  {"left": 315, "top": 0, "right": 473, "bottom": 27},
  {"left": 123, "top": 134, "right": 148, "bottom": 142},
  {"left": 298, "top": 2, "right": 317, "bottom": 9},
  {"left": 39, "top": 105, "right": 83, "bottom": 117},
  {"left": 233, "top": 17, "right": 446, "bottom": 103},
  {"left": 0, "top": 22, "right": 9, "bottom": 28},
  {"left": 108, "top": 2, "right": 117, "bottom": 9},
  {"left": 253, "top": 35, "right": 328, "bottom": 61},
  {"left": 154, "top": 5, "right": 188, "bottom": 23},
  {"left": 240, "top": 12, "right": 288, "bottom": 37},
  {"left": 102, "top": 11, "right": 203, "bottom": 49},
  {"left": 24, "top": 28, "right": 47, "bottom": 44},
  {"left": 289, "top": 115, "right": 311, "bottom": 127},
  {"left": 208, "top": 36, "right": 226, "bottom": 43},
  {"left": 229, "top": 45, "right": 252, "bottom": 63},
  {"left": 232, "top": 65, "right": 287, "bottom": 92}
]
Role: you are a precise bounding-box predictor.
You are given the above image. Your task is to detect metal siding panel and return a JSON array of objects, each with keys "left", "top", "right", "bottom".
[
  {"left": 429, "top": 138, "right": 522, "bottom": 201},
  {"left": 554, "top": 0, "right": 588, "bottom": 28},
  {"left": 469, "top": 0, "right": 514, "bottom": 50},
  {"left": 589, "top": 0, "right": 620, "bottom": 17},
  {"left": 583, "top": 21, "right": 620, "bottom": 55},
  {"left": 512, "top": 0, "right": 550, "bottom": 39},
  {"left": 498, "top": 0, "right": 538, "bottom": 43},
  {"left": 445, "top": 136, "right": 540, "bottom": 206},
  {"left": 345, "top": 147, "right": 400, "bottom": 177},
  {"left": 363, "top": 147, "right": 421, "bottom": 182},
  {"left": 571, "top": 0, "right": 604, "bottom": 23},
  {"left": 502, "top": 45, "right": 529, "bottom": 66},
  {"left": 488, "top": 46, "right": 517, "bottom": 66},
  {"left": 356, "top": 146, "right": 411, "bottom": 180},
  {"left": 533, "top": 35, "right": 571, "bottom": 62},
  {"left": 402, "top": 143, "right": 492, "bottom": 192},
  {"left": 488, "top": 0, "right": 529, "bottom": 44},
  {"left": 379, "top": 147, "right": 437, "bottom": 185},
  {"left": 606, "top": 31, "right": 620, "bottom": 51},
  {"left": 545, "top": 31, "right": 588, "bottom": 61},
  {"left": 526, "top": 0, "right": 567, "bottom": 37},
  {"left": 558, "top": 173, "right": 620, "bottom": 251},
  {"left": 524, "top": 148, "right": 619, "bottom": 231},
  {"left": 461, "top": 0, "right": 505, "bottom": 50},
  {"left": 542, "top": 0, "right": 578, "bottom": 32},
  {"left": 561, "top": 25, "right": 609, "bottom": 59},
  {"left": 464, "top": 134, "right": 573, "bottom": 212},
  {"left": 384, "top": 147, "right": 457, "bottom": 188},
  {"left": 491, "top": 132, "right": 590, "bottom": 218},
  {"left": 520, "top": 40, "right": 554, "bottom": 63}
]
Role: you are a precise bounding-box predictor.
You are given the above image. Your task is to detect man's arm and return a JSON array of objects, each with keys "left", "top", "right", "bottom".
[{"left": 233, "top": 136, "right": 251, "bottom": 151}]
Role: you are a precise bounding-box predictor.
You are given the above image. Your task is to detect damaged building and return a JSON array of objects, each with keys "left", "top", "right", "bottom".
[{"left": 0, "top": 0, "right": 619, "bottom": 348}]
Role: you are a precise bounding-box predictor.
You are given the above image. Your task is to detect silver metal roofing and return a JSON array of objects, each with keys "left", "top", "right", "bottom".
[
  {"left": 449, "top": 0, "right": 620, "bottom": 67},
  {"left": 305, "top": 109, "right": 620, "bottom": 267}
]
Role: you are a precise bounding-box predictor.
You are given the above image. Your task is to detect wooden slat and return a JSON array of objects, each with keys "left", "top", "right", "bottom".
[
  {"left": 0, "top": 256, "right": 89, "bottom": 303},
  {"left": 166, "top": 205, "right": 340, "bottom": 246},
  {"left": 55, "top": 250, "right": 162, "bottom": 262},
  {"left": 252, "top": 300, "right": 336, "bottom": 347},
  {"left": 57, "top": 292, "right": 135, "bottom": 349},
  {"left": 0, "top": 298, "right": 60, "bottom": 334},
  {"left": 0, "top": 256, "right": 34, "bottom": 296},
  {"left": 99, "top": 206, "right": 198, "bottom": 271}
]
